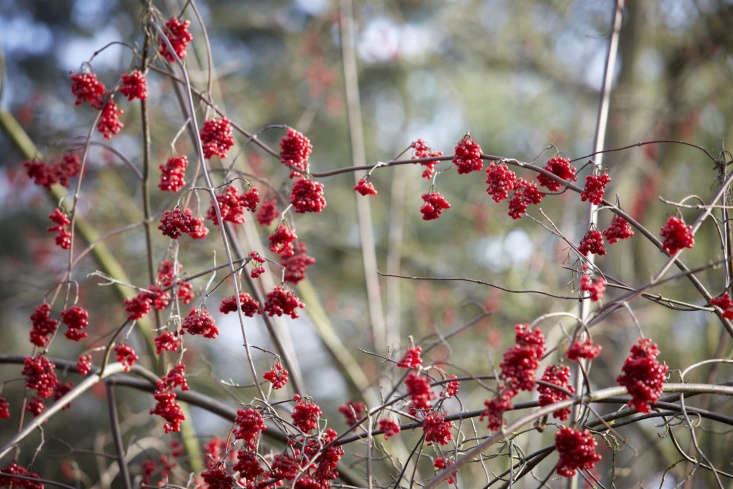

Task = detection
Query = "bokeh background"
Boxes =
[1,0,732,487]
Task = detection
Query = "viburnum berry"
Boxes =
[578,229,606,256]
[500,324,545,391]
[177,280,195,304]
[422,412,453,445]
[480,388,516,431]
[48,208,72,250]
[264,362,288,390]
[77,354,92,376]
[151,365,189,433]
[433,457,457,485]
[182,308,219,338]
[158,156,188,192]
[485,162,516,202]
[603,215,634,243]
[154,331,181,354]
[405,372,435,412]
[159,17,193,62]
[508,178,545,219]
[234,407,266,449]
[379,418,400,439]
[616,338,668,413]
[119,70,147,101]
[97,101,124,139]
[268,225,297,258]
[281,242,315,284]
[290,178,326,213]
[537,365,575,420]
[256,198,278,225]
[0,396,9,419]
[26,397,45,417]
[580,273,606,302]
[124,290,152,321]
[338,400,365,426]
[710,292,733,319]
[156,260,179,288]
[60,304,89,341]
[53,382,74,410]
[149,285,171,311]
[441,374,460,398]
[354,178,377,196]
[555,427,602,477]
[537,156,577,191]
[29,303,58,348]
[25,154,82,189]
[291,394,322,433]
[580,173,611,205]
[207,185,258,225]
[70,71,105,108]
[660,216,694,255]
[279,128,313,174]
[411,138,444,179]
[249,250,267,278]
[264,285,304,319]
[270,453,299,481]
[23,355,58,398]
[159,207,209,240]
[233,450,264,481]
[219,292,261,316]
[200,117,234,159]
[0,463,44,489]
[114,344,138,372]
[452,135,483,174]
[201,466,234,489]
[396,346,423,369]
[420,191,451,220]
[566,339,602,361]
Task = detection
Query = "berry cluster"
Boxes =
[603,215,634,243]
[508,178,545,219]
[411,139,443,179]
[396,346,423,369]
[420,191,451,220]
[119,70,147,101]
[29,303,58,348]
[263,362,288,390]
[77,354,92,376]
[255,198,278,225]
[151,364,189,433]
[249,251,266,278]
[480,389,514,431]
[279,128,313,174]
[485,162,516,202]
[281,242,315,284]
[263,285,304,319]
[60,304,89,341]
[23,355,58,399]
[268,225,297,258]
[114,344,138,372]
[616,338,668,413]
[580,272,606,302]
[200,118,234,159]
[566,339,602,361]
[234,407,266,449]
[48,208,71,250]
[580,173,611,205]
[219,292,261,316]
[537,156,577,191]
[405,372,435,412]
[0,463,44,489]
[208,185,259,225]
[154,331,181,354]
[441,375,460,398]
[0,397,9,419]
[500,324,545,391]
[578,229,606,256]
[660,216,694,255]
[338,400,365,426]
[70,71,105,108]
[97,102,124,139]
[291,394,322,433]
[24,154,81,189]
[710,292,733,319]
[379,418,400,439]
[537,364,575,420]
[555,427,602,477]
[159,156,188,192]
[290,178,326,213]
[159,17,193,62]
[422,412,453,445]
[182,308,219,338]
[354,177,378,196]
[159,207,209,240]
[452,135,483,174]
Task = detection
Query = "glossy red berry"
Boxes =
[580,273,606,302]
[338,401,365,426]
[616,338,668,413]
[0,397,9,419]
[159,17,193,62]
[291,394,322,433]
[70,71,105,108]
[480,388,516,431]
[97,101,124,139]
[77,354,92,376]
[219,292,261,316]
[279,128,312,174]
[114,344,138,372]
[452,135,483,174]
[508,178,545,219]
[268,225,298,258]
[61,305,89,341]
[158,156,188,192]
[420,191,451,220]
[290,178,326,213]
[500,324,545,391]
[405,372,435,412]
[119,70,147,101]
[29,303,58,348]
[264,285,304,319]
[603,215,634,243]
[234,407,266,449]
[182,308,218,338]
[200,118,234,159]
[710,292,733,319]
[566,339,602,361]
[580,173,611,205]
[411,138,444,179]
[256,198,278,225]
[396,346,423,369]
[281,242,315,285]
[354,178,378,196]
[48,208,71,250]
[23,355,58,398]
[537,365,575,420]
[555,427,601,477]
[537,156,576,191]
[379,418,400,439]
[263,362,288,390]
[154,332,181,354]
[660,216,694,255]
[578,229,606,256]
[485,162,516,202]
[422,412,452,445]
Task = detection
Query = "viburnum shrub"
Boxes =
[4,4,732,489]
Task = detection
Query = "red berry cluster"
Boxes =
[338,400,365,426]
[508,178,545,219]
[279,128,313,174]
[0,397,9,419]
[0,463,44,489]
[263,362,288,390]
[411,139,443,179]
[485,162,516,202]
[660,216,694,255]
[256,198,278,225]
[379,418,400,439]
[580,272,606,302]
[405,372,435,412]
[77,354,92,376]
[219,292,261,316]
[159,207,209,240]
[433,457,457,484]
[151,364,189,433]
[422,412,453,445]
[264,285,304,319]
[97,102,124,139]
[182,308,219,338]
[60,304,89,341]
[124,286,169,321]
[566,339,602,361]
[452,135,483,174]
[26,397,45,416]
[23,355,58,399]
[159,17,193,62]
[234,407,266,449]
[500,324,545,391]
[200,118,234,159]
[281,242,315,284]
[154,331,181,354]
[603,215,634,243]
[159,156,188,192]
[48,208,71,250]
[537,364,575,420]
[290,178,326,213]
[396,346,423,369]
[354,177,378,196]
[616,338,668,413]
[710,292,733,319]
[29,303,58,348]
[70,71,105,108]
[480,389,514,431]
[578,229,606,256]
[441,374,460,398]
[555,427,602,477]
[114,344,138,372]
[537,156,577,191]
[420,191,451,220]
[268,225,297,258]
[580,173,611,205]
[249,251,266,278]
[208,185,259,225]
[24,154,80,189]
[291,394,322,433]
[119,70,147,101]
[233,450,263,483]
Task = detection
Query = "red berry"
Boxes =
[379,418,400,439]
[603,215,634,243]
[154,331,181,354]
[290,178,327,213]
[256,198,278,225]
[158,156,188,192]
[485,162,516,202]
[70,71,105,108]
[182,308,218,338]
[159,17,193,62]
[29,303,58,348]
[537,156,576,191]
[279,128,313,174]
[281,242,315,284]
[291,394,322,433]
[422,412,453,445]
[537,365,575,420]
[47,208,72,250]
[60,304,89,341]
[411,139,444,179]
[452,135,483,174]
[200,117,234,159]
[97,101,124,139]
[508,178,545,219]
[405,372,435,412]
[499,324,545,391]
[114,344,138,372]
[263,362,288,390]
[119,70,147,101]
[396,346,423,369]
[578,229,606,256]
[0,397,9,419]
[354,178,378,196]
[580,173,611,205]
[566,339,602,362]
[207,185,257,225]
[268,225,298,258]
[420,191,451,220]
[234,407,266,449]
[77,354,92,376]
[660,216,694,255]
[219,292,261,316]
[338,400,365,426]
[480,388,516,431]
[555,427,602,477]
[710,292,733,319]
[580,273,606,302]
[264,285,304,319]
[23,355,58,399]
[616,338,668,413]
